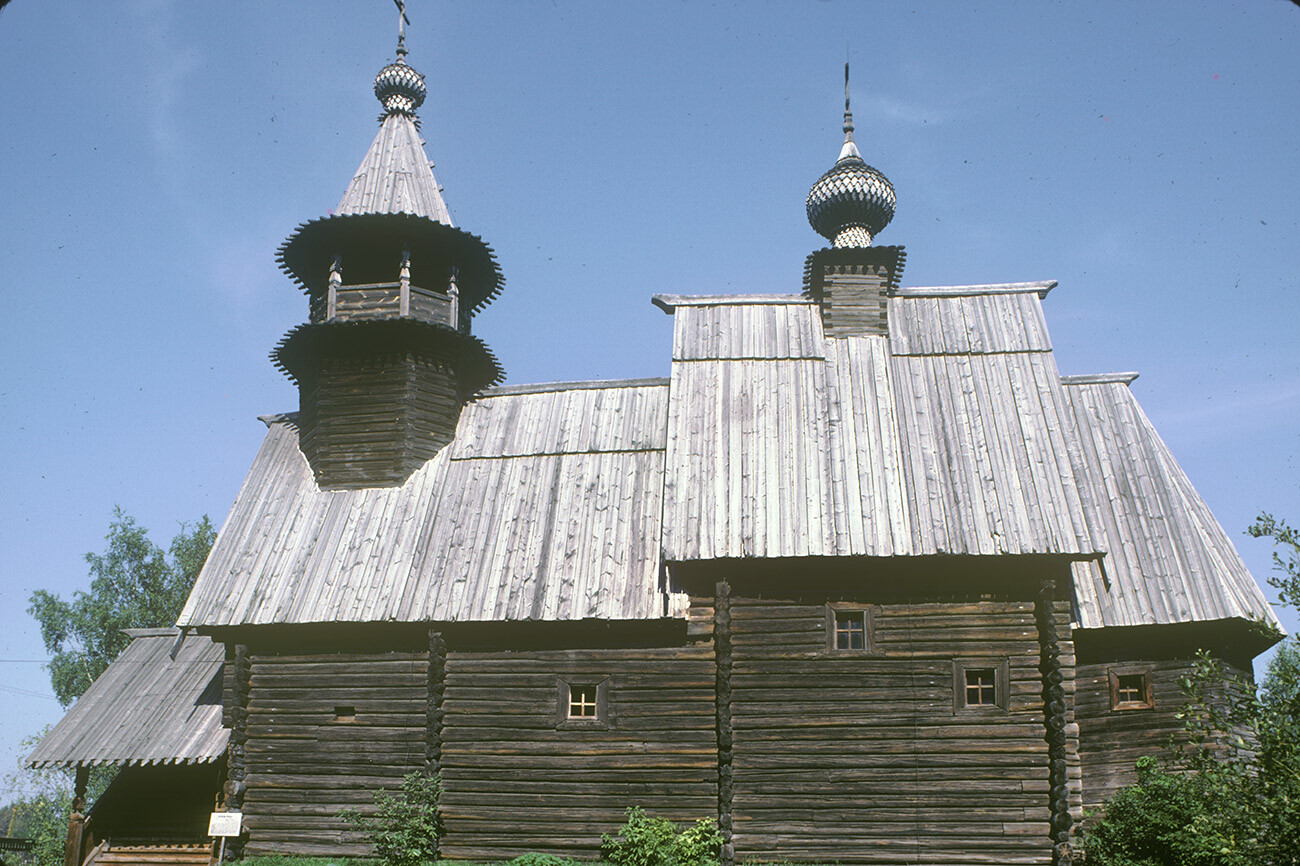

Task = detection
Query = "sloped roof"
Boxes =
[179,283,1272,633]
[336,112,453,223]
[27,630,227,768]
[1065,374,1278,630]
[178,379,670,627]
[657,285,1097,560]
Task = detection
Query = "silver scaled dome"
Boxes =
[806,66,895,248]
[374,57,426,116]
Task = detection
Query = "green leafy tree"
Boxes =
[3,734,113,866]
[27,508,215,706]
[5,512,213,865]
[1249,513,1300,608]
[1082,513,1300,866]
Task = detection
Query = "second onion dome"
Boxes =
[806,64,896,248]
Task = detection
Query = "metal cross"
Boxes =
[393,0,411,53]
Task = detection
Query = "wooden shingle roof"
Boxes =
[178,379,670,627]
[27,630,227,768]
[177,283,1274,634]
[337,111,452,223]
[658,285,1096,560]
[1065,375,1279,630]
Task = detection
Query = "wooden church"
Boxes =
[32,21,1279,866]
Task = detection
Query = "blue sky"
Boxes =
[2,0,1298,791]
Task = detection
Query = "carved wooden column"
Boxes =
[327,255,342,320]
[1037,579,1073,866]
[714,580,734,866]
[63,764,88,866]
[399,249,412,317]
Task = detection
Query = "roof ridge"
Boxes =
[1061,372,1140,386]
[652,293,810,312]
[897,280,1057,299]
[481,377,670,397]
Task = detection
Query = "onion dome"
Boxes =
[806,64,896,248]
[374,56,426,116]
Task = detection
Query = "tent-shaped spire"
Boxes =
[335,51,453,225]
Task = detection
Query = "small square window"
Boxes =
[826,604,877,652]
[1115,675,1143,704]
[1108,668,1153,710]
[568,685,599,719]
[965,669,997,706]
[953,658,1009,712]
[835,612,867,650]
[334,705,356,721]
[555,677,609,729]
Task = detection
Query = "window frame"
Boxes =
[1108,666,1155,711]
[825,603,879,653]
[555,676,610,730]
[952,658,1010,713]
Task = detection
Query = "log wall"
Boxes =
[437,646,718,861]
[728,594,1061,865]
[297,353,464,489]
[1076,656,1252,811]
[229,583,1082,862]
[241,650,428,857]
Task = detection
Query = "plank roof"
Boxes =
[659,288,1097,560]
[178,380,669,627]
[178,283,1270,633]
[336,112,453,224]
[1064,376,1278,630]
[27,630,227,768]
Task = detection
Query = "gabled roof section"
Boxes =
[659,291,1099,560]
[336,112,453,223]
[178,379,671,627]
[28,630,227,768]
[1064,376,1279,631]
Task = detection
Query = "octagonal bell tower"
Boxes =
[272,33,504,489]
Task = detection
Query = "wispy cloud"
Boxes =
[128,0,202,182]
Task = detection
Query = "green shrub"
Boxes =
[600,807,722,866]
[340,772,440,866]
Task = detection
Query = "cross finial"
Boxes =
[393,0,411,59]
[843,61,854,143]
[837,60,862,162]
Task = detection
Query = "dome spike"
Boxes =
[807,63,895,248]
[839,61,862,161]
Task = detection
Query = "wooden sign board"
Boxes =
[208,812,243,837]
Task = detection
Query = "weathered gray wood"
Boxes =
[27,631,227,770]
[726,592,1055,864]
[437,644,717,861]
[1076,654,1252,811]
[240,649,428,856]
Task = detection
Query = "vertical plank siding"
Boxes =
[241,651,429,857]
[436,646,718,861]
[1076,657,1252,811]
[728,594,1057,865]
